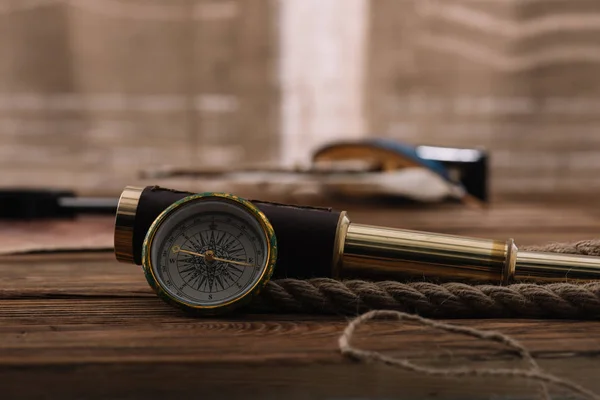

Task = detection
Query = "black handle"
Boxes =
[0,189,76,220]
[0,189,118,220]
[130,186,342,279]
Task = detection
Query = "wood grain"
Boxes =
[2,201,600,399]
[3,198,600,255]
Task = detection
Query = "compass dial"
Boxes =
[142,193,277,314]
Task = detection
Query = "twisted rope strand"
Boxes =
[250,240,600,318]
[339,310,600,400]
[251,279,600,319]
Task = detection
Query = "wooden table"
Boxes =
[2,199,600,399]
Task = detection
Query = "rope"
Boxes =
[252,279,600,318]
[250,240,600,318]
[330,240,600,399]
[339,310,600,400]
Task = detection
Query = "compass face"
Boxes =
[144,194,276,312]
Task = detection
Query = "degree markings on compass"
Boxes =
[209,229,216,247]
[179,264,196,276]
[180,232,199,253]
[227,264,243,276]
[223,268,241,285]
[222,234,236,250]
[196,275,207,291]
[189,234,204,251]
[189,275,200,291]
[215,275,225,291]
[198,232,208,247]
[207,274,215,293]
[223,269,235,283]
[182,232,191,242]
[221,270,232,285]
[215,231,226,246]
[228,244,244,256]
[181,274,195,284]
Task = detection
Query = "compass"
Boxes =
[141,192,277,315]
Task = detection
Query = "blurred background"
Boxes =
[2,0,600,201]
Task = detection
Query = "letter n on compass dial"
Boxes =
[142,194,276,314]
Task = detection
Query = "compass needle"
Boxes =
[173,247,254,267]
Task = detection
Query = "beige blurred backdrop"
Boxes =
[1,0,600,199]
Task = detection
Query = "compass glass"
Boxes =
[144,194,275,311]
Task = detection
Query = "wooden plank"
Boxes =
[1,303,600,399]
[0,254,146,298]
[2,202,600,399]
[1,357,598,400]
[2,299,600,364]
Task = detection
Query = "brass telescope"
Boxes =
[115,186,600,284]
[338,221,600,283]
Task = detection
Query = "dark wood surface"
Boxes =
[2,199,600,399]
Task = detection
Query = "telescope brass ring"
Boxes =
[502,238,517,285]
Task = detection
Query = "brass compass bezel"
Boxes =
[141,192,277,315]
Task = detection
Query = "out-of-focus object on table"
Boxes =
[141,139,488,206]
[312,138,488,204]
[0,189,117,220]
